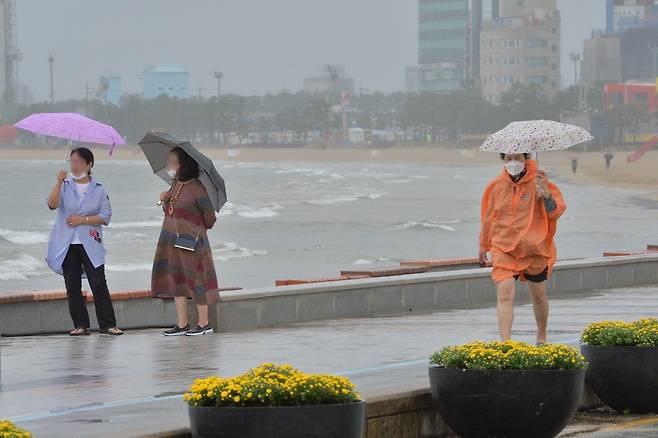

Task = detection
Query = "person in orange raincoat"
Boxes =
[479,153,566,344]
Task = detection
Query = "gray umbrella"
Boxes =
[138,132,227,212]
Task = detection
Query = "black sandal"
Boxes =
[69,327,90,336]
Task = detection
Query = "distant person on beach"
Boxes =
[46,147,123,336]
[152,147,219,336]
[604,152,614,172]
[479,153,566,344]
[570,157,578,174]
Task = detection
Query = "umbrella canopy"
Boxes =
[480,120,593,154]
[15,112,126,151]
[138,132,227,212]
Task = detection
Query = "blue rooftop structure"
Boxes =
[143,65,190,99]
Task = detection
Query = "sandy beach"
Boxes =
[1,145,657,198]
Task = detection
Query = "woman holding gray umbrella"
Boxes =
[151,146,219,336]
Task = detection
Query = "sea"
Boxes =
[0,159,656,294]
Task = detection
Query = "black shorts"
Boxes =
[514,267,548,283]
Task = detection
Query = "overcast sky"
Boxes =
[17,0,605,101]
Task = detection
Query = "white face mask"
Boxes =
[70,171,88,180]
[166,169,177,179]
[505,160,525,177]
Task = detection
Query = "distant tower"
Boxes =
[0,0,21,118]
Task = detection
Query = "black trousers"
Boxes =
[62,244,117,329]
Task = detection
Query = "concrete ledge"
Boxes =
[340,266,430,278]
[2,255,658,337]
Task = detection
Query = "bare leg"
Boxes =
[175,296,188,327]
[196,304,209,327]
[496,278,516,341]
[527,281,549,344]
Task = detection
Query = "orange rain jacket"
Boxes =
[479,160,566,283]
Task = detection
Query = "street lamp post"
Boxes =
[48,54,55,104]
[569,52,581,88]
[570,52,582,110]
[214,71,223,98]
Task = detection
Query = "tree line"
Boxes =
[7,82,651,146]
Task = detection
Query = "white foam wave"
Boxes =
[397,220,460,231]
[304,193,386,205]
[106,231,148,242]
[276,168,328,176]
[0,228,49,245]
[238,209,279,219]
[353,257,391,266]
[232,202,283,219]
[0,254,45,280]
[109,220,162,229]
[384,179,414,184]
[106,263,151,272]
[213,241,267,261]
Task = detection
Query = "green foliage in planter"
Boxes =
[430,341,587,370]
[581,318,658,347]
[185,363,360,408]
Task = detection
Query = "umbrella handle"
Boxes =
[63,141,71,172]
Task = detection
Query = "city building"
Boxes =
[405,66,419,92]
[606,0,658,35]
[621,27,658,81]
[303,66,354,95]
[417,0,482,93]
[99,76,122,106]
[581,35,622,87]
[583,1,658,87]
[498,0,557,18]
[603,81,658,112]
[479,1,561,103]
[482,0,500,20]
[143,65,190,99]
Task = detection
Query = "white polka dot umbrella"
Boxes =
[480,120,593,154]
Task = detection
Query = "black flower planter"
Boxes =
[429,366,585,438]
[581,345,658,414]
[188,400,366,438]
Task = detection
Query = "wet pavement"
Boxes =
[2,286,658,437]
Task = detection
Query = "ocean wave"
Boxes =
[275,167,328,176]
[232,202,283,219]
[213,241,267,261]
[106,263,152,272]
[0,254,45,280]
[106,231,149,242]
[109,220,162,229]
[303,192,386,205]
[397,220,460,231]
[353,257,392,266]
[0,228,49,245]
[384,179,415,184]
